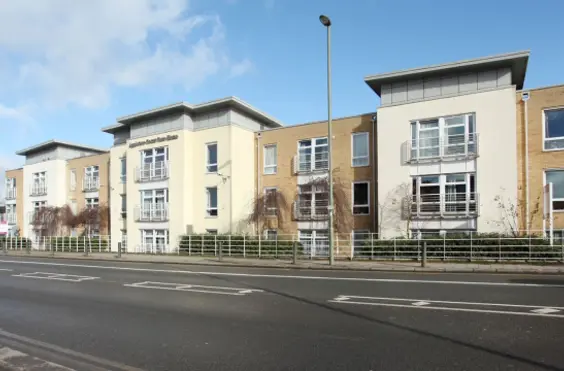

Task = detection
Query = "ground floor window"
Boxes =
[545,170,564,211]
[141,229,169,253]
[298,230,328,257]
[264,229,278,240]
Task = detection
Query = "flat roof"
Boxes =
[16,140,108,156]
[102,96,284,134]
[364,50,530,96]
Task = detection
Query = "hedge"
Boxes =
[178,234,303,258]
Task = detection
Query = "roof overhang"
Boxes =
[364,50,530,96]
[16,140,108,156]
[102,97,284,134]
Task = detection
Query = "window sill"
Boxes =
[263,172,277,176]
[542,147,564,153]
[353,213,370,216]
[351,164,370,168]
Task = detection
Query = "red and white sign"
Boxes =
[0,221,8,236]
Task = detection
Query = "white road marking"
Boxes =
[124,281,263,296]
[0,259,562,288]
[329,295,564,318]
[0,346,75,370]
[12,272,99,282]
[0,268,13,271]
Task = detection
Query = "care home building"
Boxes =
[365,51,529,238]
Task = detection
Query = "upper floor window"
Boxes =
[411,173,477,216]
[206,143,218,173]
[410,113,476,162]
[142,147,168,165]
[33,172,46,184]
[352,132,369,167]
[206,187,218,217]
[545,170,564,211]
[5,177,16,199]
[263,144,277,174]
[120,158,127,183]
[86,197,99,209]
[544,108,564,150]
[85,165,99,179]
[141,189,168,206]
[352,181,370,215]
[264,187,278,215]
[5,177,15,189]
[298,138,328,172]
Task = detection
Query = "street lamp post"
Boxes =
[319,15,334,266]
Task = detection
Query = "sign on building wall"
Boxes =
[129,134,179,148]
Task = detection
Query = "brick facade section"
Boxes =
[516,85,564,232]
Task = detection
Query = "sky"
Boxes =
[0,0,563,184]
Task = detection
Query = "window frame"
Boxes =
[120,158,127,183]
[264,187,278,216]
[263,144,277,175]
[544,169,564,212]
[542,107,564,151]
[264,229,278,240]
[351,132,370,167]
[352,181,370,215]
[412,173,476,215]
[297,137,329,172]
[206,142,218,173]
[85,197,99,209]
[206,187,218,217]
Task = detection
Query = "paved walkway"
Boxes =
[2,250,564,274]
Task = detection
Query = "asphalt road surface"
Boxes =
[0,257,563,371]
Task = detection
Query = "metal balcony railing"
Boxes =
[403,133,479,163]
[5,188,16,200]
[135,161,169,183]
[406,193,479,219]
[6,213,16,225]
[82,177,100,191]
[134,204,169,222]
[292,152,329,174]
[293,198,329,220]
[30,184,47,196]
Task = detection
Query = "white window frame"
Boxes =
[32,172,47,194]
[70,170,76,191]
[206,187,218,217]
[351,132,369,167]
[264,187,278,216]
[206,142,218,173]
[85,197,99,208]
[141,229,169,253]
[5,177,15,189]
[297,183,329,218]
[263,144,277,174]
[544,169,564,212]
[120,158,127,183]
[85,165,99,178]
[412,173,476,215]
[264,229,278,240]
[542,107,564,151]
[352,181,370,215]
[298,137,329,172]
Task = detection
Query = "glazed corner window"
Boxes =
[352,182,370,215]
[544,108,564,150]
[352,132,369,167]
[545,170,564,210]
[206,143,218,173]
[206,187,218,216]
[263,144,277,174]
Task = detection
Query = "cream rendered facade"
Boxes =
[366,51,528,237]
[104,98,282,253]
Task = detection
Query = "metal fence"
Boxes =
[0,236,111,254]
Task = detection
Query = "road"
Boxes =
[0,257,563,371]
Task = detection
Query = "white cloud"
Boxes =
[0,0,250,109]
[229,59,254,78]
[0,104,32,123]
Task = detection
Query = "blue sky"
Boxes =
[0,0,563,174]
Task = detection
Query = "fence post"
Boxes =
[26,238,30,254]
[2,239,6,255]
[292,240,297,265]
[201,235,204,256]
[218,241,223,262]
[214,235,217,257]
[187,235,191,256]
[470,231,473,262]
[529,234,532,262]
[84,237,88,257]
[99,237,101,252]
[275,234,278,258]
[350,233,354,260]
[258,233,262,259]
[117,242,122,258]
[561,236,564,263]
[443,233,446,261]
[371,233,374,261]
[498,235,502,262]
[393,238,397,261]
[243,235,246,258]
[421,242,427,268]
[76,237,78,252]
[50,237,54,256]
[228,235,231,256]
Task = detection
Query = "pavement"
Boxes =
[3,250,564,274]
[0,256,563,370]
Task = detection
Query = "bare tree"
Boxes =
[492,193,541,236]
[377,182,415,237]
[31,203,109,238]
[248,189,290,233]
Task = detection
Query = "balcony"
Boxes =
[135,161,169,183]
[293,199,329,221]
[292,152,329,174]
[5,188,16,200]
[82,177,100,192]
[134,204,169,222]
[6,213,17,225]
[407,193,479,219]
[30,184,47,196]
[403,133,479,164]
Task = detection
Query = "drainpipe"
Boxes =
[371,114,377,237]
[522,92,530,234]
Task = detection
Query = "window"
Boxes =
[141,189,168,206]
[84,166,99,190]
[70,170,76,191]
[206,229,218,235]
[410,113,476,161]
[32,172,47,195]
[5,177,16,199]
[263,144,277,174]
[141,229,169,253]
[121,195,127,213]
[264,187,278,216]
[352,182,370,215]
[544,108,564,150]
[545,170,564,210]
[140,147,168,181]
[296,183,328,218]
[86,198,99,208]
[206,187,218,216]
[352,132,369,167]
[120,158,127,183]
[140,189,168,220]
[85,165,99,179]
[298,138,328,172]
[265,229,278,240]
[206,143,218,173]
[298,230,329,257]
[412,173,477,215]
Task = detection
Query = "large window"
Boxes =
[141,229,169,253]
[206,143,218,173]
[544,108,564,150]
[32,172,47,195]
[410,113,476,161]
[412,173,476,215]
[84,165,99,190]
[352,182,370,215]
[299,230,329,257]
[263,144,277,174]
[352,132,369,167]
[140,147,168,181]
[296,183,328,219]
[141,189,168,219]
[545,170,564,210]
[5,177,16,199]
[85,165,99,179]
[298,138,328,172]
[206,187,218,216]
